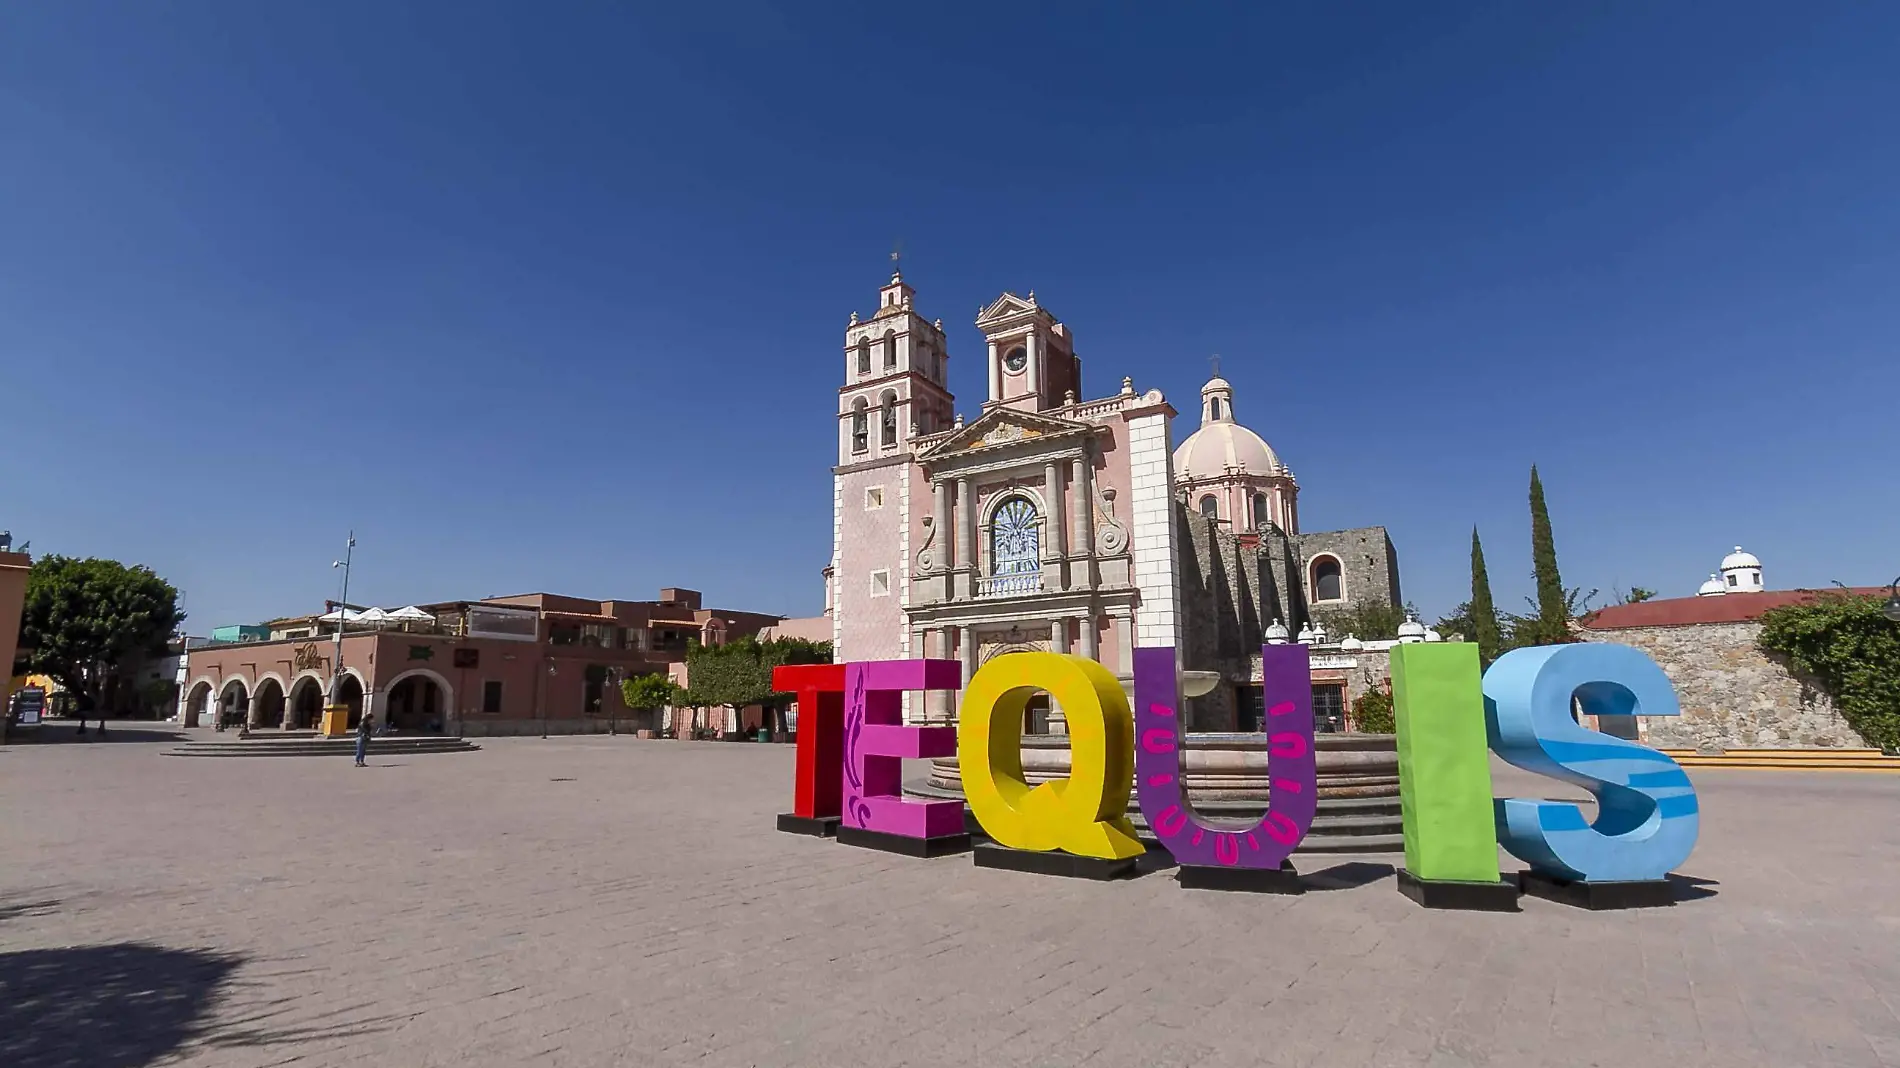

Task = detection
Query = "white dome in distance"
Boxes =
[1721,546,1761,571]
[1697,573,1726,597]
[1339,633,1364,651]
[1397,614,1427,643]
[1265,619,1289,644]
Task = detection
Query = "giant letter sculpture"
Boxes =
[1390,642,1519,911]
[959,652,1144,876]
[771,663,846,836]
[1132,645,1316,892]
[1484,643,1698,907]
[836,659,971,857]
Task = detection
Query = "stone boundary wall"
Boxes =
[1579,620,1866,749]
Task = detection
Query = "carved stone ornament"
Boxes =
[915,516,937,574]
[1095,486,1128,556]
[978,422,1040,448]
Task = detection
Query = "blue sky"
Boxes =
[4,3,1896,631]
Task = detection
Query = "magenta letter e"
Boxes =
[841,660,964,839]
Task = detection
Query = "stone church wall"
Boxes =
[1579,622,1867,750]
[1294,527,1401,611]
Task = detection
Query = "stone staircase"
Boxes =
[164,731,480,758]
[1661,747,1900,772]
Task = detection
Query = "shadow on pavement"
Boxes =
[1668,873,1720,901]
[0,943,408,1068]
[7,725,186,746]
[1300,861,1396,891]
[0,943,240,1068]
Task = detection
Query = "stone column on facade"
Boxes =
[987,340,1000,402]
[1071,453,1095,590]
[1043,460,1066,591]
[1050,617,1070,654]
[930,628,953,722]
[1080,613,1099,661]
[933,479,952,603]
[958,478,978,598]
[1112,614,1134,677]
[1024,331,1041,402]
[957,624,977,724]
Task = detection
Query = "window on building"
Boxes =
[1199,495,1219,519]
[482,680,503,715]
[884,330,898,369]
[584,664,606,716]
[990,496,1041,580]
[1252,493,1270,531]
[1312,556,1343,602]
[1727,574,1738,586]
[851,398,869,453]
[1313,684,1346,733]
[865,486,884,509]
[1235,685,1264,731]
[580,623,619,648]
[1210,398,1223,420]
[870,570,891,596]
[880,390,898,446]
[856,339,870,375]
[549,622,581,646]
[627,627,648,652]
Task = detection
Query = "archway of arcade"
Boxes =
[384,671,450,732]
[251,678,286,729]
[183,682,212,728]
[288,676,326,730]
[336,674,366,729]
[216,679,249,729]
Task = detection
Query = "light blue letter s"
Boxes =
[1483,643,1698,883]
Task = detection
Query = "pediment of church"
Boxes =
[921,407,1091,460]
[976,291,1040,326]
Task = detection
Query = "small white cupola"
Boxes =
[1719,546,1763,594]
[1697,573,1726,597]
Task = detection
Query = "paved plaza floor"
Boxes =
[2,726,1898,1068]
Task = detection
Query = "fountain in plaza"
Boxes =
[904,670,1404,852]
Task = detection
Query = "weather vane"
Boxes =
[1210,354,1221,377]
[890,240,903,276]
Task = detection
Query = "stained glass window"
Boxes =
[990,497,1041,580]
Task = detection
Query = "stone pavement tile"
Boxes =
[3,737,1899,1068]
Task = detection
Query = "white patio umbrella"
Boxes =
[317,608,362,622]
[355,607,391,626]
[387,606,433,621]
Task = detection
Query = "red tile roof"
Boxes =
[1580,588,1890,630]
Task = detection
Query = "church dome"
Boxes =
[1721,546,1760,572]
[1697,573,1726,597]
[1172,375,1285,481]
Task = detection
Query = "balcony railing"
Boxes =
[977,572,1044,598]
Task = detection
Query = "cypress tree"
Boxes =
[1469,526,1502,663]
[1528,465,1567,628]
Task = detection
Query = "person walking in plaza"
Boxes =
[354,711,372,767]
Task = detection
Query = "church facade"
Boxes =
[824,271,1401,730]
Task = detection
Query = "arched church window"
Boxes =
[1199,495,1219,519]
[990,497,1041,585]
[1252,492,1271,531]
[851,398,869,453]
[879,391,898,446]
[856,339,870,375]
[1209,398,1223,420]
[1312,556,1343,602]
[884,330,898,370]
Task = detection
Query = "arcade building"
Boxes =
[821,271,1403,731]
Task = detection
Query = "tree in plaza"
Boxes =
[619,671,682,732]
[20,556,184,732]
[1467,526,1503,664]
[677,637,832,737]
[1527,465,1567,630]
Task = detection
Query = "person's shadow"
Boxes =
[0,943,240,1068]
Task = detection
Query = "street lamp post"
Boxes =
[605,666,623,737]
[542,660,556,739]
[1884,576,1900,623]
[329,531,356,706]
